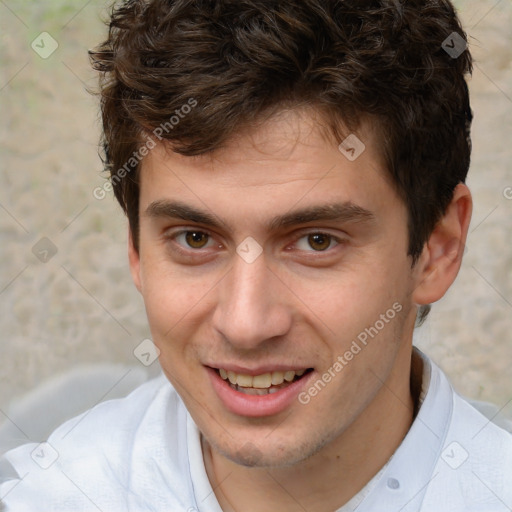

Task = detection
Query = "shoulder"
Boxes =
[46,373,173,461]
[0,375,193,511]
[422,382,512,511]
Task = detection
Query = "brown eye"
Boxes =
[307,233,332,251]
[185,231,210,249]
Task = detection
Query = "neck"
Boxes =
[202,347,418,512]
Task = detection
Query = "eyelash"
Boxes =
[173,230,218,250]
[165,228,345,255]
[292,232,340,252]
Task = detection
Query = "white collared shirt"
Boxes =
[1,349,511,511]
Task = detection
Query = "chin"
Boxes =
[208,429,333,469]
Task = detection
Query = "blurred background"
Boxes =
[0,0,511,451]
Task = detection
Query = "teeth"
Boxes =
[271,371,285,385]
[240,387,270,396]
[237,374,253,387]
[283,370,295,382]
[218,368,307,389]
[252,373,272,388]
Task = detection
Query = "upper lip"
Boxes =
[206,364,312,375]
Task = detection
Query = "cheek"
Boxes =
[287,264,413,385]
[138,250,220,346]
[293,259,408,330]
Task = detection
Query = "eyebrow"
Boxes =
[144,200,376,231]
[145,200,224,228]
[269,203,375,230]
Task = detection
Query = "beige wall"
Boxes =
[1,0,511,424]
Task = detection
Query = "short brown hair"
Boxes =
[90,0,473,320]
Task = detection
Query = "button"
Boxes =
[387,477,400,490]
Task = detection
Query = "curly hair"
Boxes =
[90,0,473,321]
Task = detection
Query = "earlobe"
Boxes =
[412,183,472,306]
[128,228,142,293]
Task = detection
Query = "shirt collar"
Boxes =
[187,347,453,512]
[354,347,453,511]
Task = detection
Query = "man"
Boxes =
[1,0,511,511]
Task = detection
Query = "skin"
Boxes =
[128,108,472,511]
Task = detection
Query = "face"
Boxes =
[130,109,420,468]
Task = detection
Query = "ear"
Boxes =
[128,227,142,293]
[412,183,472,305]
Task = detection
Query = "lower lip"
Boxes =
[207,367,313,417]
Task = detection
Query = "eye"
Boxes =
[175,230,213,249]
[295,233,339,252]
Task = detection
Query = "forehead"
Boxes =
[138,108,400,226]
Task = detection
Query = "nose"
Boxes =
[212,252,292,350]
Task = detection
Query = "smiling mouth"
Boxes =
[215,368,314,395]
